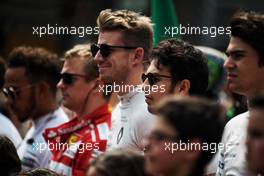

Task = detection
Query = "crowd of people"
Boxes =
[0,8,263,176]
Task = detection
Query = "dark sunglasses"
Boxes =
[91,43,137,58]
[2,84,34,100]
[60,73,87,86]
[142,73,172,86]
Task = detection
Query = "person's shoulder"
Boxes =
[0,113,12,126]
[45,107,69,127]
[54,107,69,121]
[0,113,22,147]
[0,113,21,136]
[221,111,249,142]
[225,111,249,129]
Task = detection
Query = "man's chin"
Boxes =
[99,75,113,83]
[147,105,155,114]
[227,84,244,95]
[62,102,71,110]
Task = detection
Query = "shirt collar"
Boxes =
[32,109,57,129]
[118,89,140,105]
[81,104,111,122]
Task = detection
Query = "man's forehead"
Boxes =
[63,56,86,66]
[147,60,170,74]
[98,31,124,45]
[226,36,249,52]
[146,60,159,73]
[226,44,246,52]
[62,58,85,73]
[5,67,28,84]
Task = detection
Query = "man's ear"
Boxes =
[35,81,50,98]
[131,47,144,66]
[173,79,190,96]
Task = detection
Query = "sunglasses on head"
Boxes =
[2,84,34,100]
[91,43,138,58]
[60,73,87,86]
[142,73,172,86]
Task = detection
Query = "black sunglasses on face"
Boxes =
[2,84,34,100]
[60,73,86,86]
[142,73,172,86]
[91,43,138,58]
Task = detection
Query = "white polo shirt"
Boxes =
[108,90,154,152]
[215,111,254,176]
[17,107,68,170]
[0,113,22,148]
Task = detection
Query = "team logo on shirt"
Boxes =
[47,130,57,138]
[68,135,78,145]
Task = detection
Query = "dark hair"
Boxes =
[249,94,264,109]
[18,168,60,176]
[0,135,21,176]
[0,57,6,89]
[7,46,61,95]
[230,10,264,66]
[150,39,208,96]
[153,96,224,176]
[88,149,146,176]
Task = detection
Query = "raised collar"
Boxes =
[118,89,139,105]
[80,104,111,122]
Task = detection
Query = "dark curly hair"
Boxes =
[150,39,208,96]
[230,10,264,66]
[7,46,61,95]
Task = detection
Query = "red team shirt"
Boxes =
[43,104,111,176]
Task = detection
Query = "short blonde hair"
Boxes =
[64,44,99,80]
[97,9,153,61]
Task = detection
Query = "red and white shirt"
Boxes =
[43,104,111,176]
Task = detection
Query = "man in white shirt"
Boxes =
[0,113,22,148]
[142,39,208,113]
[3,46,68,170]
[93,9,154,152]
[0,57,22,148]
[208,11,264,176]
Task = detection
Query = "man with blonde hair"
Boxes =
[43,44,111,176]
[92,9,154,152]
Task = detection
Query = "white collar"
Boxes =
[117,88,141,105]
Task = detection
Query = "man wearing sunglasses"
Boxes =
[143,39,209,113]
[93,9,154,152]
[43,44,111,176]
[0,57,22,149]
[4,46,68,170]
